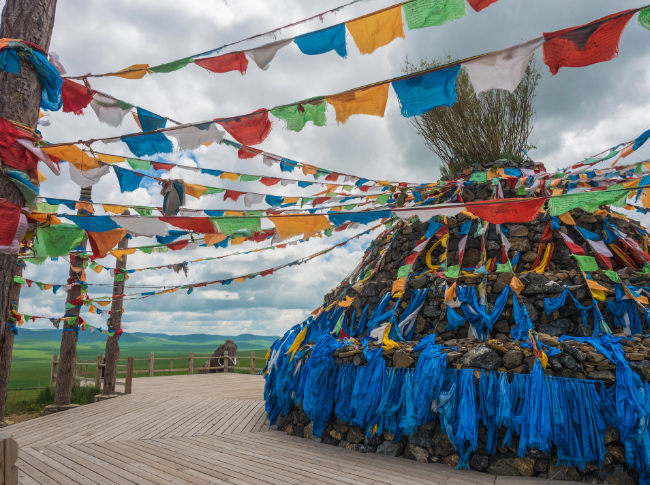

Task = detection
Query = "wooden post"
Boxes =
[49,354,58,387]
[94,354,103,389]
[250,352,255,375]
[188,352,194,375]
[169,358,173,371]
[223,351,229,373]
[148,352,154,377]
[125,357,134,395]
[0,432,18,485]
[0,0,59,424]
[103,215,128,395]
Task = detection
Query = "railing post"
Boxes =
[224,351,229,373]
[149,352,154,377]
[250,352,255,375]
[50,354,58,387]
[189,352,194,375]
[0,432,19,484]
[95,354,103,389]
[125,357,134,394]
[170,358,173,371]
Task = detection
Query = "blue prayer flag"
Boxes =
[425,220,444,239]
[64,215,120,232]
[265,195,284,207]
[122,133,174,157]
[294,24,347,58]
[328,211,391,227]
[156,230,188,244]
[280,159,296,172]
[204,210,225,217]
[113,166,143,192]
[136,107,167,132]
[298,181,313,188]
[392,64,461,117]
[633,128,650,151]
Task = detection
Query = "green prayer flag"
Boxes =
[156,247,168,253]
[548,189,629,216]
[23,315,32,323]
[35,282,44,290]
[127,158,151,171]
[376,194,390,206]
[140,247,155,254]
[35,201,59,213]
[342,185,354,192]
[149,57,193,73]
[469,172,487,183]
[334,313,344,334]
[133,206,154,217]
[23,257,46,265]
[324,228,333,237]
[221,138,242,149]
[397,264,412,279]
[114,273,125,282]
[204,187,225,195]
[65,302,77,311]
[403,0,466,29]
[444,265,460,278]
[496,261,513,273]
[301,197,315,207]
[574,255,599,272]
[13,276,26,285]
[239,175,261,182]
[636,163,644,174]
[212,216,262,236]
[599,150,619,161]
[639,7,650,31]
[270,98,327,132]
[603,270,621,283]
[314,169,331,180]
[516,186,528,196]
[344,204,358,211]
[33,224,86,259]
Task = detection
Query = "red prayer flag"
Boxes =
[224,190,244,202]
[261,269,274,277]
[0,117,21,148]
[339,329,350,339]
[468,198,545,224]
[216,109,272,146]
[238,146,261,159]
[405,253,418,265]
[312,197,330,206]
[195,52,248,75]
[159,217,217,234]
[325,173,339,182]
[0,200,21,246]
[260,177,280,186]
[152,162,173,171]
[543,10,635,75]
[167,240,190,251]
[61,79,95,115]
[466,0,499,12]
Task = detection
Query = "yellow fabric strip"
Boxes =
[102,204,129,215]
[339,296,355,308]
[382,323,401,350]
[107,64,150,79]
[327,83,390,125]
[392,277,406,296]
[269,215,331,240]
[220,172,240,181]
[426,238,442,269]
[558,211,576,225]
[109,248,136,261]
[185,183,209,199]
[346,5,405,55]
[42,145,100,170]
[286,326,307,361]
[96,153,125,164]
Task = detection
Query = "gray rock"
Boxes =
[509,237,531,253]
[376,440,404,457]
[434,430,456,456]
[520,273,557,296]
[605,426,620,445]
[493,320,510,334]
[560,342,587,362]
[534,459,548,472]
[470,454,489,471]
[405,443,429,463]
[486,453,521,476]
[588,370,616,385]
[521,251,538,262]
[629,359,650,380]
[353,353,368,366]
[538,318,571,337]
[552,246,573,264]
[460,346,503,371]
[493,273,513,293]
[364,434,382,447]
[508,225,528,237]
[407,435,434,448]
[409,276,429,290]
[547,462,581,481]
[393,350,414,369]
[557,353,583,372]
[502,350,523,369]
[333,419,350,433]
[322,435,339,446]
[596,464,636,485]
[423,304,441,319]
[347,426,365,444]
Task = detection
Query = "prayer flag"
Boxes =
[87,229,127,259]
[548,189,628,215]
[160,217,217,234]
[212,216,262,236]
[0,200,21,246]
[110,248,136,261]
[463,37,544,94]
[195,52,248,75]
[166,123,224,151]
[113,166,143,192]
[327,84,390,125]
[245,38,294,70]
[61,79,95,115]
[111,216,169,238]
[557,231,585,255]
[107,64,150,79]
[149,57,192,74]
[270,99,327,132]
[466,0,499,12]
[121,133,174,157]
[33,224,86,258]
[403,0,466,30]
[294,24,347,58]
[574,255,599,272]
[543,11,635,75]
[346,6,405,55]
[269,215,331,239]
[216,109,272,145]
[469,197,545,224]
[136,107,166,132]
[391,64,461,117]
[640,7,650,31]
[42,145,100,170]
[90,94,134,128]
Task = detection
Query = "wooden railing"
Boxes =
[50,351,263,395]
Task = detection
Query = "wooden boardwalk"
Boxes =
[10,373,577,484]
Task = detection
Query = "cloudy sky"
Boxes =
[4,0,650,336]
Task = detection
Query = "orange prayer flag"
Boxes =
[611,144,634,168]
[301,163,318,176]
[75,201,94,214]
[234,277,247,283]
[283,197,300,204]
[230,237,245,245]
[88,229,128,259]
[339,296,355,307]
[185,183,209,199]
[445,282,457,302]
[37,170,47,183]
[92,264,104,274]
[96,300,111,307]
[42,145,101,170]
[510,275,524,295]
[109,247,136,261]
[327,84,390,125]
[392,277,407,296]
[558,212,576,225]
[220,172,240,181]
[224,211,245,216]
[131,112,143,130]
[102,204,129,215]
[107,64,150,79]
[204,233,228,247]
[28,213,61,225]
[269,215,331,240]
[346,5,405,55]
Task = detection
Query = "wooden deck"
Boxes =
[9,373,577,484]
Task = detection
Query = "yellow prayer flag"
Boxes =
[224,211,245,216]
[102,205,129,214]
[283,197,300,204]
[623,178,641,189]
[346,5,405,55]
[558,212,576,226]
[185,183,209,199]
[445,282,457,302]
[585,278,609,292]
[642,189,650,209]
[97,300,111,307]
[220,172,240,181]
[96,153,125,165]
[110,248,137,261]
[107,64,150,79]
[623,284,649,305]
[234,277,247,283]
[37,170,47,183]
[269,215,332,240]
[552,188,564,196]
[92,265,103,274]
[301,163,318,176]
[392,277,407,296]
[230,237,245,245]
[28,213,61,225]
[339,296,355,308]
[42,145,101,170]
[510,275,525,295]
[382,323,401,350]
[89,305,97,314]
[327,83,390,125]
[43,284,52,290]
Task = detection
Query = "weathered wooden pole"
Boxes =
[102,211,129,395]
[54,187,91,405]
[0,0,59,421]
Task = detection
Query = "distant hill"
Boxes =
[15,329,278,349]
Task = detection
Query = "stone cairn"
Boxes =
[271,159,650,484]
[198,339,237,373]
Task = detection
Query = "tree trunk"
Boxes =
[102,211,129,395]
[0,0,58,417]
[54,187,90,405]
